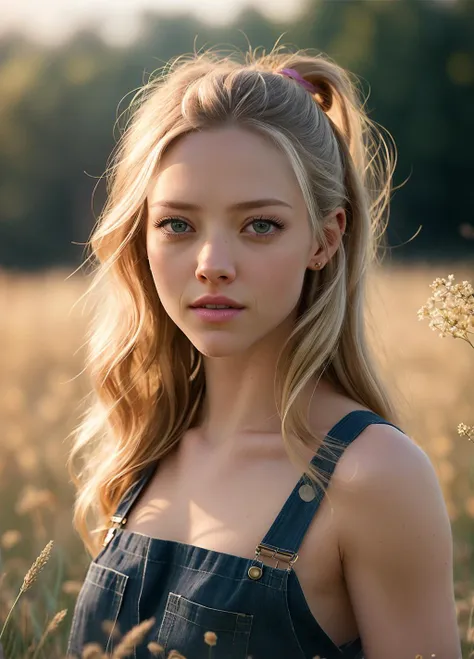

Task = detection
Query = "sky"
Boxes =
[0,0,309,47]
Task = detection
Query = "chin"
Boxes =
[185,333,257,359]
[190,340,247,359]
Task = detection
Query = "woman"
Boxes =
[66,45,460,659]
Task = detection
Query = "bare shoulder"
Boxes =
[331,420,430,492]
[331,421,442,532]
[328,423,460,657]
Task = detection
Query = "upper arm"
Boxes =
[336,425,461,659]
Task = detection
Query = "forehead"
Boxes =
[149,126,303,207]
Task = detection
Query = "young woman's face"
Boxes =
[146,126,321,358]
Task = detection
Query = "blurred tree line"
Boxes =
[0,0,472,272]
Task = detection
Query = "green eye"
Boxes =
[253,220,273,233]
[168,220,188,233]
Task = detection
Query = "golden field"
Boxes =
[0,262,473,658]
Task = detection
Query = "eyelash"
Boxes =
[152,215,286,240]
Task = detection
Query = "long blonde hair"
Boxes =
[67,43,403,559]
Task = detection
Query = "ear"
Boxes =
[307,207,346,270]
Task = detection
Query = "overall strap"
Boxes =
[256,410,403,567]
[102,462,157,546]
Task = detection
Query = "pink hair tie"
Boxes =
[275,68,318,94]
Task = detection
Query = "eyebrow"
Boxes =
[149,198,293,211]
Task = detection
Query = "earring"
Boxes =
[314,262,323,269]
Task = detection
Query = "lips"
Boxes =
[191,307,244,322]
[190,297,244,309]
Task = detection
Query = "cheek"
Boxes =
[255,249,306,305]
[147,247,184,306]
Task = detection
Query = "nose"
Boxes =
[194,238,236,284]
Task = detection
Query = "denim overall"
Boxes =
[66,410,403,659]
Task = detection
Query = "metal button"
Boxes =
[298,483,316,502]
[248,565,263,580]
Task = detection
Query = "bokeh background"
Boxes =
[0,0,473,657]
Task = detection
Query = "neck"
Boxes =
[192,317,330,451]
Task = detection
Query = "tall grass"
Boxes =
[0,262,472,658]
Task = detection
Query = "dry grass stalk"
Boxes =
[31,608,67,659]
[203,631,217,647]
[0,540,54,641]
[101,620,122,641]
[21,541,54,594]
[147,641,165,656]
[81,643,105,658]
[110,617,156,658]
